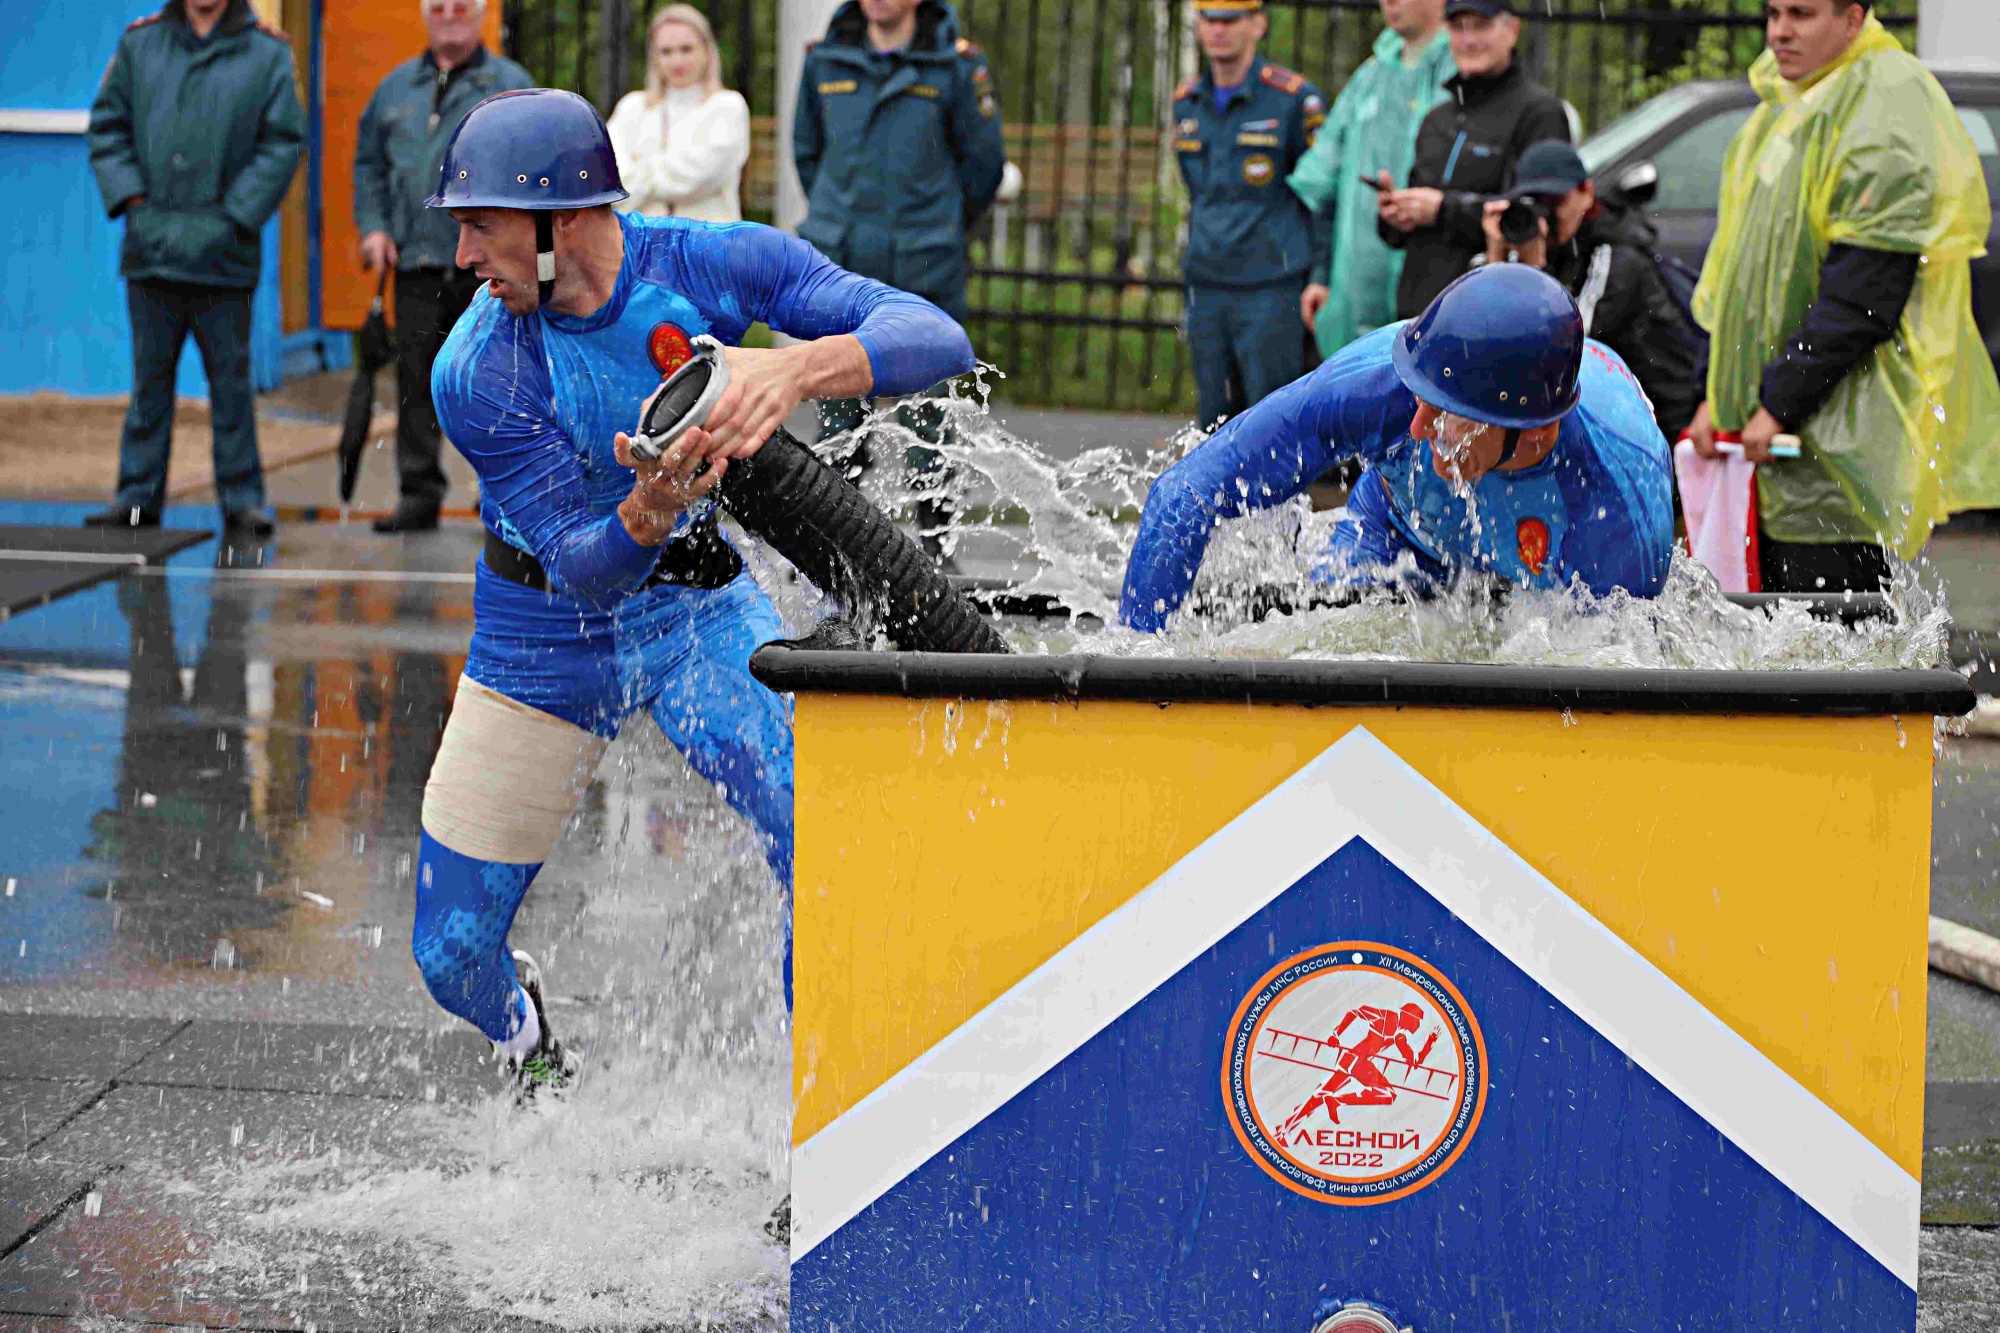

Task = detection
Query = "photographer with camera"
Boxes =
[1477,139,1702,443]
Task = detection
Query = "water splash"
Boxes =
[857,389,1958,675]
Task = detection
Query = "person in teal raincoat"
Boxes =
[1287,0,1452,357]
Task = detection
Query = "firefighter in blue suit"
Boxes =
[1174,0,1327,430]
[1120,265,1674,630]
[412,89,974,1093]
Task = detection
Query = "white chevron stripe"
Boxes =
[792,726,1919,1288]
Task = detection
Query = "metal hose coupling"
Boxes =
[631,334,732,461]
[624,335,1006,653]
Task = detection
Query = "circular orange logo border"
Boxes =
[1221,941,1488,1205]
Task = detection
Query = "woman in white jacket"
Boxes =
[607,5,750,223]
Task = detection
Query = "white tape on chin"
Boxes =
[536,251,556,283]
[421,675,608,865]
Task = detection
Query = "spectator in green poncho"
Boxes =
[1286,0,1453,357]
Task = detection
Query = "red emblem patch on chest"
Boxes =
[648,323,694,376]
[1516,517,1550,575]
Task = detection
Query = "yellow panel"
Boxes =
[792,697,1932,1178]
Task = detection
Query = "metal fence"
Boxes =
[505,0,1917,412]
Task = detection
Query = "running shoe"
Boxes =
[764,1195,791,1247]
[506,948,579,1097]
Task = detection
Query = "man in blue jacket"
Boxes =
[1172,0,1328,430]
[1120,265,1673,631]
[417,90,973,1093]
[793,0,1004,559]
[793,0,1003,324]
[86,0,304,536]
[353,0,532,533]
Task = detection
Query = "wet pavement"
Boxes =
[1,477,1998,1328]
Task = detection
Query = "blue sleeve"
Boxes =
[1119,331,1414,631]
[433,303,660,606]
[656,222,974,394]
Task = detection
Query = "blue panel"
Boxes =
[795,839,1912,1332]
[0,3,156,109]
[0,133,287,397]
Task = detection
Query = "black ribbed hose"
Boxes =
[716,426,1009,654]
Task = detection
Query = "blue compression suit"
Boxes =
[414,212,972,1045]
[1119,325,1674,631]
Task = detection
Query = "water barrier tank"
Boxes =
[751,649,1975,1332]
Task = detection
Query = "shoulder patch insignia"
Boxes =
[254,19,290,40]
[125,9,165,28]
[1259,63,1305,95]
[1174,76,1199,101]
[805,38,818,52]
[955,37,984,58]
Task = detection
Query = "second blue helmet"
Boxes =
[1390,264,1585,429]
[427,88,629,211]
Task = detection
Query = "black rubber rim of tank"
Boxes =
[748,648,1977,718]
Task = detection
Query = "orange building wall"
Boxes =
[321,1,506,330]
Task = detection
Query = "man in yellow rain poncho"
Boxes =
[1688,0,1999,592]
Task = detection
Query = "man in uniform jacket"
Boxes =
[1376,0,1568,320]
[354,0,533,532]
[1172,0,1327,430]
[793,0,1003,561]
[793,0,1003,326]
[87,0,304,536]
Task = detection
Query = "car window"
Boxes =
[1578,85,1711,176]
[1644,107,1755,213]
[1958,105,2000,204]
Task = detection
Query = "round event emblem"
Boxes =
[648,322,694,376]
[1223,942,1486,1204]
[1241,152,1276,186]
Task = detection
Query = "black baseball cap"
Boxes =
[1445,0,1514,16]
[1508,140,1589,198]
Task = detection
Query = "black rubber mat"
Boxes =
[0,525,211,620]
[0,524,210,564]
[0,558,131,620]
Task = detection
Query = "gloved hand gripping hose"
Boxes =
[633,345,1008,654]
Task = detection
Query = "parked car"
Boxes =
[1578,64,2000,363]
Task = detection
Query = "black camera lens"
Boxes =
[1499,196,1548,246]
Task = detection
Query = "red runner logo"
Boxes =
[1223,942,1486,1204]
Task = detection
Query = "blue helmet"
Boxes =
[426,88,628,211]
[1390,265,1584,429]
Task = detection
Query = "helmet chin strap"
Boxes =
[534,211,556,309]
[1496,427,1522,467]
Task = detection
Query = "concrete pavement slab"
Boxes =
[0,1019,184,1084]
[1928,1082,2000,1148]
[27,1085,438,1171]
[0,1159,98,1256]
[119,1021,494,1105]
[0,1082,103,1156]
[1929,973,2000,1083]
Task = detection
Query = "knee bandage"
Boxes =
[422,674,609,864]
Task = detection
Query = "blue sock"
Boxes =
[412,830,540,1043]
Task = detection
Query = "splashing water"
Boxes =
[181,721,790,1328]
[840,383,1954,675]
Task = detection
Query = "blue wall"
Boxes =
[0,3,287,398]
